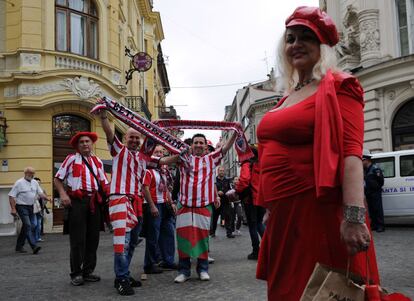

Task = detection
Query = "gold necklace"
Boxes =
[294,78,315,91]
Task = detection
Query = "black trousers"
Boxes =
[210,204,222,235]
[68,197,101,278]
[221,201,235,236]
[366,192,385,230]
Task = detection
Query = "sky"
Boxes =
[153,0,319,144]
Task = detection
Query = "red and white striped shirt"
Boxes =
[109,136,158,196]
[179,148,223,207]
[143,169,168,204]
[55,153,108,192]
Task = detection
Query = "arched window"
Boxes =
[55,0,98,59]
[392,99,414,150]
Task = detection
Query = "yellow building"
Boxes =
[0,0,170,234]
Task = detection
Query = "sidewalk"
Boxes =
[0,226,266,301]
[0,225,413,300]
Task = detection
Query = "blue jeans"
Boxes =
[244,202,266,252]
[144,203,176,269]
[33,213,42,242]
[178,257,208,277]
[15,204,38,251]
[114,221,142,280]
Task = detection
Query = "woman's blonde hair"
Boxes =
[276,31,340,93]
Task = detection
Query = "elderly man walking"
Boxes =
[54,132,109,286]
[9,167,50,254]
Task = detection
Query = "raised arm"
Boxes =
[221,131,237,155]
[159,154,180,166]
[99,110,115,145]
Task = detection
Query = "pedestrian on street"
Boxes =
[99,110,178,296]
[54,132,108,286]
[172,133,237,283]
[9,167,50,254]
[235,147,266,260]
[33,177,48,242]
[255,6,380,300]
[226,176,243,236]
[214,166,234,238]
[363,151,385,232]
[143,145,178,273]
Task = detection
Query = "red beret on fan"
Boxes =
[69,132,98,149]
[285,6,339,47]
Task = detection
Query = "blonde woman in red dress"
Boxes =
[256,6,380,300]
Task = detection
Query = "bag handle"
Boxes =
[346,252,371,285]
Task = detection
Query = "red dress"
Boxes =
[256,71,380,301]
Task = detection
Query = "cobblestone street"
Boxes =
[0,225,413,301]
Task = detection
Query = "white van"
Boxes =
[371,150,414,224]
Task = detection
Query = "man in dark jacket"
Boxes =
[215,166,234,238]
[363,151,385,232]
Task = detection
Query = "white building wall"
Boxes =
[326,0,414,152]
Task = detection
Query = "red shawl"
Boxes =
[314,70,364,198]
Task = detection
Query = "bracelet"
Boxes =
[343,205,366,224]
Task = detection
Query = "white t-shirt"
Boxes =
[8,177,43,206]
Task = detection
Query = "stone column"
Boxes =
[358,9,381,67]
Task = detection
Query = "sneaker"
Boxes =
[32,246,41,254]
[247,251,259,260]
[71,275,84,286]
[37,238,44,242]
[227,234,235,238]
[129,276,142,287]
[199,271,210,281]
[115,278,135,296]
[209,233,216,238]
[234,230,241,236]
[208,256,215,264]
[144,265,163,274]
[174,273,190,283]
[83,274,101,282]
[159,262,178,270]
[15,248,27,253]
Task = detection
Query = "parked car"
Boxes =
[371,150,414,224]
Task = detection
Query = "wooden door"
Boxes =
[52,115,90,225]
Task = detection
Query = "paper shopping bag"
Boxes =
[313,270,365,301]
[300,263,331,301]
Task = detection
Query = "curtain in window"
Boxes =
[70,13,85,55]
[90,21,98,59]
[56,11,67,51]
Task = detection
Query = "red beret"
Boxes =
[285,6,339,47]
[69,132,98,149]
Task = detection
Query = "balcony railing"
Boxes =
[158,106,177,119]
[125,96,152,120]
[55,55,102,74]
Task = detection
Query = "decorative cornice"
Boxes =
[137,0,164,41]
[62,76,103,100]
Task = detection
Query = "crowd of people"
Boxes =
[7,5,398,300]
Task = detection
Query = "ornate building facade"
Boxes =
[222,72,282,177]
[322,0,414,153]
[0,0,170,234]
